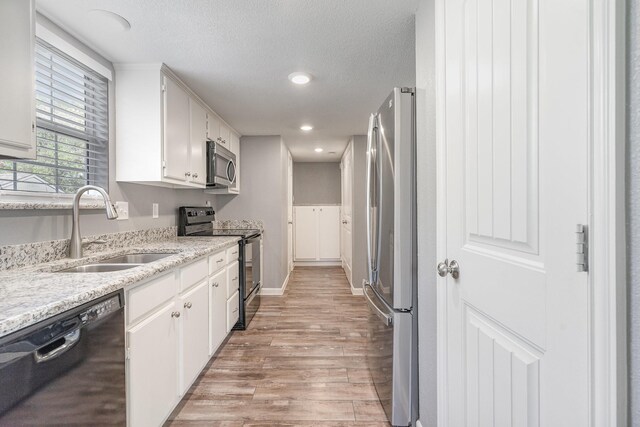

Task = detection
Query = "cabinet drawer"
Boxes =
[226,290,240,332]
[180,257,208,292]
[209,251,226,275]
[226,244,240,264]
[226,261,240,299]
[127,271,177,326]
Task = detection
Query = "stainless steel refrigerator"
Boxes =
[365,87,418,426]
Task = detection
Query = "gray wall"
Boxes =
[216,136,289,290]
[415,0,437,425]
[0,15,217,246]
[292,162,341,205]
[628,0,640,423]
[351,136,368,290]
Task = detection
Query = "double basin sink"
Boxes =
[57,253,175,273]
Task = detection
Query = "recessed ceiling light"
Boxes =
[315,148,323,153]
[300,125,313,131]
[288,72,312,85]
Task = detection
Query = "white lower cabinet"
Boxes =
[126,246,239,426]
[127,301,179,427]
[209,269,227,355]
[180,280,210,394]
[294,206,341,261]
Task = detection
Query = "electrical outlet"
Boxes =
[152,203,159,219]
[115,201,129,220]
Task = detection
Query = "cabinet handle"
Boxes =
[212,282,219,287]
[233,276,238,281]
[184,302,193,309]
[216,259,224,263]
[193,173,198,178]
[185,172,191,177]
[171,311,181,318]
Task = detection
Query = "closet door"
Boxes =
[318,206,341,260]
[294,206,318,260]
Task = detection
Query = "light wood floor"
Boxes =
[166,266,389,426]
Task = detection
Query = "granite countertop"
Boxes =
[0,235,240,339]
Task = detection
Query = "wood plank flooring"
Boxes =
[166,267,389,426]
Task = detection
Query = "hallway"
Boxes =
[166,267,389,426]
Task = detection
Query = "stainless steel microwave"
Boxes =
[206,139,236,188]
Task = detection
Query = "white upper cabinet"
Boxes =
[189,99,207,185]
[0,0,35,159]
[115,63,239,189]
[163,75,190,182]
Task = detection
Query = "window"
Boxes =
[0,39,109,194]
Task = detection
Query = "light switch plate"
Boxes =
[152,203,159,219]
[115,201,129,220]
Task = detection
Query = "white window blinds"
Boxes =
[0,39,109,194]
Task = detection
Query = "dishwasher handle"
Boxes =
[34,328,81,364]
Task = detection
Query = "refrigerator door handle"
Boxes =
[364,281,393,326]
[366,114,375,283]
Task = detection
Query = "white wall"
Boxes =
[215,136,289,290]
[0,14,218,246]
[351,135,368,290]
[415,0,437,425]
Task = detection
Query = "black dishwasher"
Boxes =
[0,290,125,425]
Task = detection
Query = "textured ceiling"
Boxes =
[36,0,417,161]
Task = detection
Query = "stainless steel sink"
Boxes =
[98,253,174,264]
[56,253,175,273]
[58,264,141,273]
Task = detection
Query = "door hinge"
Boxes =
[161,84,166,92]
[401,87,415,94]
[576,224,588,272]
[162,160,166,169]
[126,347,130,360]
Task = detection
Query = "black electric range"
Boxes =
[177,207,262,330]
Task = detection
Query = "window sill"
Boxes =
[0,193,106,210]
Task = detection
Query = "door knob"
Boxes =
[184,302,192,309]
[437,259,460,279]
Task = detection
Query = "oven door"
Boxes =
[207,141,236,187]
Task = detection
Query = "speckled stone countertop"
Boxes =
[0,236,239,338]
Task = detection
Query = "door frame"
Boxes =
[433,0,627,425]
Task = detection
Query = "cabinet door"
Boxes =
[294,206,318,260]
[188,98,207,185]
[163,75,190,181]
[209,269,227,355]
[206,112,220,141]
[128,301,178,427]
[180,280,210,394]
[0,0,35,159]
[218,123,230,147]
[318,206,341,260]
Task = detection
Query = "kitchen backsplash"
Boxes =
[0,226,177,271]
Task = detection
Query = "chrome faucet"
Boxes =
[69,185,118,258]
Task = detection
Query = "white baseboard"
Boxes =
[415,420,424,427]
[294,261,342,267]
[260,271,290,296]
[350,284,364,295]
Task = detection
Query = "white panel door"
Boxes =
[163,75,190,181]
[188,98,207,185]
[318,206,341,260]
[341,143,353,282]
[441,0,589,425]
[180,280,210,394]
[128,301,178,427]
[0,0,35,159]
[294,206,318,260]
[287,152,294,272]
